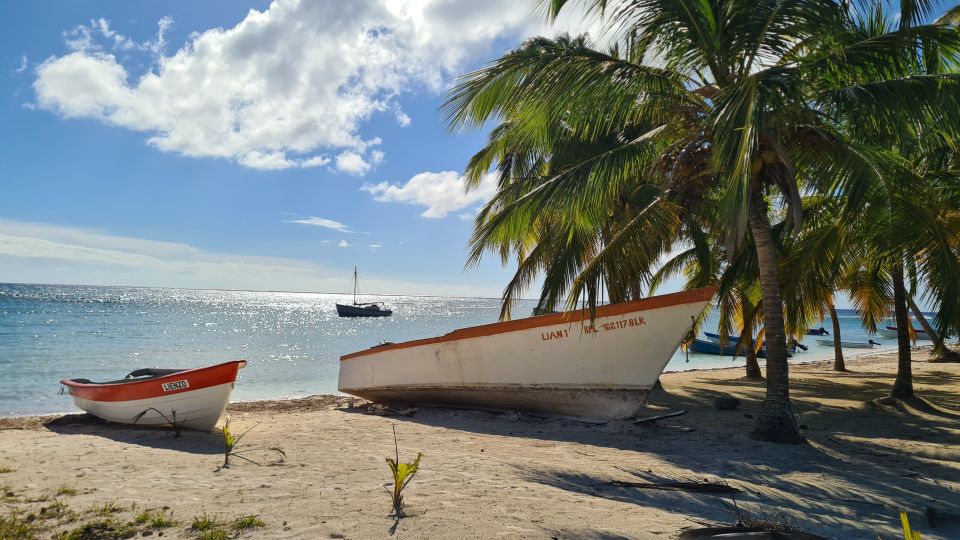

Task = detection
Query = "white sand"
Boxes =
[1,350,957,539]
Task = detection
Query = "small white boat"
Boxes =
[60,360,247,431]
[338,288,714,421]
[815,338,881,349]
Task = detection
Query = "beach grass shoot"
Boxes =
[0,466,14,474]
[134,508,177,529]
[55,486,77,497]
[91,501,125,516]
[0,513,37,540]
[190,513,223,532]
[232,514,265,531]
[57,517,137,540]
[386,425,423,517]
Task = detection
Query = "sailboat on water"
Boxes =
[336,267,392,318]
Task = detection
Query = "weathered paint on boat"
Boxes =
[338,288,714,421]
[60,360,246,431]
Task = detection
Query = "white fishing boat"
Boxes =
[815,338,881,349]
[338,287,714,421]
[60,360,247,432]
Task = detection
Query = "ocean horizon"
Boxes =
[0,282,900,417]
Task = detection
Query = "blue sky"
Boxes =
[0,0,615,297]
[1,1,942,304]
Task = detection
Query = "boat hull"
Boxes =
[878,326,928,340]
[336,303,393,317]
[691,338,775,358]
[815,338,876,349]
[338,288,714,421]
[61,360,246,432]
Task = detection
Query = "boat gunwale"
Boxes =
[340,286,715,361]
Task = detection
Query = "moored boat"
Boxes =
[815,338,881,349]
[60,360,247,432]
[336,267,392,318]
[338,288,715,421]
[691,337,794,358]
[877,326,929,340]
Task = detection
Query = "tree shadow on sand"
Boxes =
[348,370,960,538]
[40,413,223,455]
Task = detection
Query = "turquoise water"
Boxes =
[0,283,898,416]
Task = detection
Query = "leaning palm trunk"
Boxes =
[907,296,960,361]
[890,263,914,399]
[740,299,762,380]
[743,330,762,380]
[828,300,846,371]
[747,187,801,444]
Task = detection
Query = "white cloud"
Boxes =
[32,1,606,172]
[15,55,27,74]
[288,216,353,233]
[369,242,383,249]
[336,151,373,175]
[338,240,350,248]
[362,170,496,218]
[0,218,501,296]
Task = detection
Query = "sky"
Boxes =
[0,0,616,297]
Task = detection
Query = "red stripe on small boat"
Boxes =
[60,360,247,402]
[340,286,716,361]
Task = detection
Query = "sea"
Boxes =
[0,282,900,417]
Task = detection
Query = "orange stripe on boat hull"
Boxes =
[340,287,716,361]
[60,360,247,402]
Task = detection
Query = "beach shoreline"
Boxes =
[1,350,957,539]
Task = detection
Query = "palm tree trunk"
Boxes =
[827,300,845,371]
[747,185,802,444]
[741,297,762,380]
[907,295,960,361]
[890,263,914,399]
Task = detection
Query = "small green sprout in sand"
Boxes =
[58,517,136,540]
[232,514,265,531]
[190,513,222,532]
[219,419,286,469]
[134,508,177,529]
[0,513,37,540]
[385,425,423,517]
[0,466,14,474]
[91,501,124,516]
[56,486,78,497]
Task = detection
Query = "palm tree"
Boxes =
[445,0,960,443]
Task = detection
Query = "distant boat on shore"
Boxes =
[877,326,929,339]
[338,287,715,421]
[815,338,881,349]
[691,337,796,358]
[60,360,247,431]
[336,267,392,318]
[703,332,806,352]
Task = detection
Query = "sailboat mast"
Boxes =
[353,267,358,305]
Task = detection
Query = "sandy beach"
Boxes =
[1,349,957,539]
